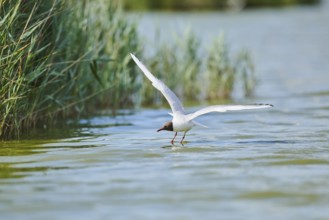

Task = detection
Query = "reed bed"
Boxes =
[141,32,255,106]
[0,0,141,138]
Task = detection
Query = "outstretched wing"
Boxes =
[130,53,185,114]
[187,104,273,121]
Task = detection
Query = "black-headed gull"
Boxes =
[130,53,272,145]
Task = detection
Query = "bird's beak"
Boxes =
[157,127,164,132]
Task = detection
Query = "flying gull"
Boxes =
[130,53,272,145]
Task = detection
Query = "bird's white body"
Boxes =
[130,53,272,144]
[172,114,194,132]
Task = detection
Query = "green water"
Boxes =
[1,5,329,220]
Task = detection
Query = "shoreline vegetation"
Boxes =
[1,0,141,139]
[123,0,320,11]
[1,0,259,139]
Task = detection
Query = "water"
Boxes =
[1,6,329,220]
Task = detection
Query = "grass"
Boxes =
[206,34,256,99]
[141,30,202,106]
[1,0,256,139]
[0,0,141,139]
[140,32,255,107]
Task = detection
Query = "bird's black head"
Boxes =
[157,121,173,132]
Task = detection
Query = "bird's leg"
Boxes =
[171,132,177,145]
[180,131,187,145]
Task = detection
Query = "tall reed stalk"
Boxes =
[0,0,141,139]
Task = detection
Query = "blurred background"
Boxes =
[125,0,328,100]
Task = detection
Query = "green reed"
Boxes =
[0,0,141,139]
[141,30,202,106]
[141,32,255,106]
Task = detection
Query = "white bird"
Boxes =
[130,53,272,145]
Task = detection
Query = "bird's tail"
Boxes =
[193,120,208,128]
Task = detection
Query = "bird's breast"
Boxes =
[172,116,194,132]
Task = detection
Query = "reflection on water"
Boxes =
[1,6,329,220]
[0,163,69,179]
